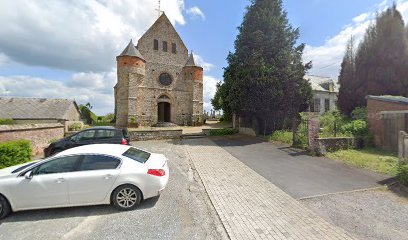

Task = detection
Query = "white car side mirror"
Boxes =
[24,171,33,179]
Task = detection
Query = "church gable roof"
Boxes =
[119,39,145,60]
[137,13,188,57]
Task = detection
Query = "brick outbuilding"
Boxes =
[366,95,408,148]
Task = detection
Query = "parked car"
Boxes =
[0,144,169,219]
[44,126,130,157]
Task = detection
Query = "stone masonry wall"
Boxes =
[0,123,64,156]
[129,129,182,141]
[316,137,354,155]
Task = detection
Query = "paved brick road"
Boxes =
[184,138,355,240]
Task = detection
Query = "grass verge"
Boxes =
[326,148,399,175]
[267,130,293,145]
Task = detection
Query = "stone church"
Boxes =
[114,13,204,127]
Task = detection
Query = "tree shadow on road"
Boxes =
[0,196,160,224]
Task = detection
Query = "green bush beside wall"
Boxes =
[0,140,32,169]
[397,163,408,186]
[0,119,15,125]
[209,128,236,136]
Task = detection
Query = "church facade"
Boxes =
[114,13,204,127]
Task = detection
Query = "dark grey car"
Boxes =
[44,127,130,157]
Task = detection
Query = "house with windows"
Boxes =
[306,75,338,114]
[114,13,204,127]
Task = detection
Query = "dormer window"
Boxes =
[163,41,168,52]
[154,39,158,50]
[172,43,176,54]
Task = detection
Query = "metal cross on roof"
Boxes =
[155,0,164,18]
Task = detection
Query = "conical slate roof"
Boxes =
[119,39,145,60]
[185,53,198,67]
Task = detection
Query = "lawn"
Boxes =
[267,130,293,145]
[326,148,399,176]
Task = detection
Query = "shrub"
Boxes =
[341,119,368,137]
[0,140,32,169]
[397,163,408,186]
[268,130,293,145]
[319,110,349,137]
[68,122,82,131]
[352,107,367,120]
[209,128,236,136]
[0,119,15,125]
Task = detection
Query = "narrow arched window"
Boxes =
[172,43,176,54]
[153,39,158,50]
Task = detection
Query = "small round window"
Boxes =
[159,73,172,86]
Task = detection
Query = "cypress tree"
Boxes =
[338,36,356,116]
[216,0,312,132]
[339,4,408,112]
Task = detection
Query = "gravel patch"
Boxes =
[301,185,408,240]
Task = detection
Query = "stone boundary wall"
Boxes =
[317,137,355,155]
[129,129,182,141]
[0,123,64,156]
[399,131,408,164]
[238,127,257,137]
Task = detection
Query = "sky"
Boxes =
[1,0,408,115]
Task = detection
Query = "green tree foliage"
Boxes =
[79,104,97,124]
[211,82,232,121]
[338,37,356,116]
[103,113,116,123]
[212,0,312,131]
[338,4,408,115]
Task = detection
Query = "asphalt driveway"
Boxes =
[211,135,391,199]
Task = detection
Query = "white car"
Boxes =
[0,144,169,219]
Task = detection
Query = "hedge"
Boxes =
[0,118,15,125]
[209,128,237,136]
[0,140,32,169]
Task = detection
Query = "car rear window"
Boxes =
[122,147,151,163]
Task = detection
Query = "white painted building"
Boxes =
[305,75,338,114]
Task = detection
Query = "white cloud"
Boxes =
[0,53,10,66]
[0,0,185,72]
[187,6,205,20]
[0,75,114,115]
[69,71,116,93]
[353,13,370,23]
[304,0,408,80]
[194,54,214,71]
[203,76,220,112]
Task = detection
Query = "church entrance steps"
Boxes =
[181,133,207,139]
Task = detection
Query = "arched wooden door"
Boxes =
[158,102,171,122]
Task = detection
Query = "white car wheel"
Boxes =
[112,185,142,210]
[0,195,11,220]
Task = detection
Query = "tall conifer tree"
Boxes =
[338,37,356,116]
[338,4,408,113]
[216,0,312,131]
